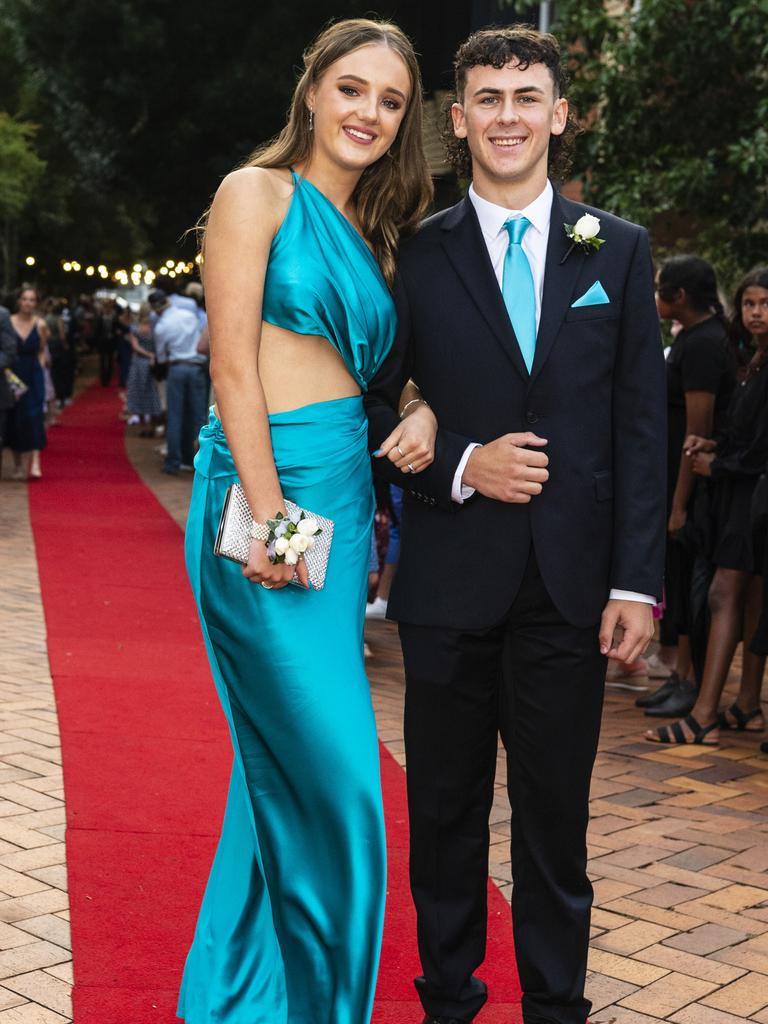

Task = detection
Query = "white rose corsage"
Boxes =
[266,510,322,567]
[560,214,606,265]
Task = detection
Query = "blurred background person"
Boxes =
[647,267,768,744]
[366,482,402,618]
[115,303,134,392]
[5,285,48,480]
[96,297,117,386]
[0,302,18,473]
[45,298,75,412]
[638,255,736,717]
[149,288,208,474]
[125,304,162,435]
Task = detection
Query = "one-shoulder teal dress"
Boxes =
[177,171,396,1023]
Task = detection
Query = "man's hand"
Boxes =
[599,599,654,663]
[463,432,549,503]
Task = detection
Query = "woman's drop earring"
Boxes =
[308,109,314,131]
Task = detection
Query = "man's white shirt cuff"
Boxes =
[451,443,481,504]
[610,589,656,605]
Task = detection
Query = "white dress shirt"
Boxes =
[448,181,654,608]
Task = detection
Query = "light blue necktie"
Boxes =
[502,217,537,372]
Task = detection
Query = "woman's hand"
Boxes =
[242,539,310,589]
[668,506,687,534]
[375,404,437,475]
[692,451,715,477]
[683,434,716,457]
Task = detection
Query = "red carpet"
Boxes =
[28,384,522,1022]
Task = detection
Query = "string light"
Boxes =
[25,256,35,266]
[54,255,199,285]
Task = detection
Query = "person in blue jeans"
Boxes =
[366,483,403,618]
[149,289,209,474]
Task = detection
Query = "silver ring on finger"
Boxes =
[261,582,273,590]
[396,445,404,456]
[408,462,416,473]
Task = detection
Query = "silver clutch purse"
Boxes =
[214,482,334,590]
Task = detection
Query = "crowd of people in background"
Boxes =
[0,281,211,483]
[2,259,767,754]
[599,260,768,754]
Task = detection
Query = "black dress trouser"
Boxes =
[399,549,606,1024]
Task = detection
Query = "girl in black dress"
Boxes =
[648,268,768,744]
[639,257,736,717]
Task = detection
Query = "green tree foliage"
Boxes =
[2,0,372,277]
[0,114,46,289]
[547,0,768,287]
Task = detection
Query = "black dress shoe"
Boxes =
[644,676,697,717]
[635,672,680,708]
[422,1017,471,1024]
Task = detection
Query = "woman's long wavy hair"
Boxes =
[201,19,433,285]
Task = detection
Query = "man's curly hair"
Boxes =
[442,26,580,183]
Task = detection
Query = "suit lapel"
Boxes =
[531,191,587,383]
[440,197,529,382]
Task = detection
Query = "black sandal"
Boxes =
[717,703,764,731]
[648,713,719,745]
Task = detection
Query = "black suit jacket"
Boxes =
[365,188,666,630]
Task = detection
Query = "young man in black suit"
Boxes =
[366,27,666,1024]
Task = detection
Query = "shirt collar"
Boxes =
[468,179,553,243]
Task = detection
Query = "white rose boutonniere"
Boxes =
[561,213,606,265]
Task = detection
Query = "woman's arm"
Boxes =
[668,390,715,532]
[196,323,210,356]
[204,167,306,589]
[37,318,49,367]
[129,331,154,360]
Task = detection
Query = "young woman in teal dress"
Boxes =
[177,19,436,1023]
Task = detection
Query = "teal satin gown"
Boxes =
[177,171,396,1023]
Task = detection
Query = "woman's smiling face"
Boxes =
[307,44,411,173]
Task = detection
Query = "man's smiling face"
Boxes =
[451,60,567,193]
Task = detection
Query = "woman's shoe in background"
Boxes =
[644,676,697,717]
[636,672,680,708]
[365,596,388,619]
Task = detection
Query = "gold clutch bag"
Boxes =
[214,483,334,590]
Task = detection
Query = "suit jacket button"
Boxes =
[526,411,539,424]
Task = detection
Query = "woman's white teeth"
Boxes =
[492,137,525,147]
[346,128,374,140]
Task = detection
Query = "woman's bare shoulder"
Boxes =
[213,166,294,229]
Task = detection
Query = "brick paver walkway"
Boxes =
[125,425,768,1023]
[1,407,766,1023]
[0,455,73,1023]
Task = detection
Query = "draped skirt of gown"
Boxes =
[177,396,386,1023]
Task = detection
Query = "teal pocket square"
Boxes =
[571,281,610,308]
